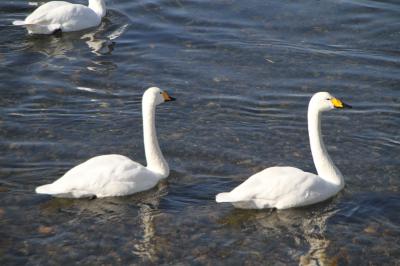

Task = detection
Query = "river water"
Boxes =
[1,0,399,264]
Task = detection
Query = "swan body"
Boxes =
[36,155,159,198]
[36,87,176,198]
[12,0,106,34]
[216,167,340,209]
[216,92,352,209]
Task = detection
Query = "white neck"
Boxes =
[142,99,169,178]
[308,103,344,187]
[88,0,106,18]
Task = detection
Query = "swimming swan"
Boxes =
[216,92,352,209]
[36,87,176,198]
[13,0,106,34]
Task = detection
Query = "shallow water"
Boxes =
[0,0,399,264]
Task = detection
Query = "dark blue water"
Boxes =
[0,0,399,264]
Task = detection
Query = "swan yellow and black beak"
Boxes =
[331,98,352,109]
[162,91,176,102]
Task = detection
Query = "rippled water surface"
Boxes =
[1,0,399,264]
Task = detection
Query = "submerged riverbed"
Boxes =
[0,0,399,264]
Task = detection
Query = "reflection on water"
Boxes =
[81,20,129,55]
[299,208,339,265]
[131,181,168,263]
[81,32,115,56]
[132,204,157,262]
[218,202,339,265]
[26,21,127,58]
[0,0,399,264]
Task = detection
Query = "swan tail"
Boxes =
[12,20,26,26]
[36,183,95,198]
[13,22,61,34]
[216,192,238,203]
[36,183,65,195]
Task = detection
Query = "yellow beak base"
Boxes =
[162,91,176,102]
[331,98,351,109]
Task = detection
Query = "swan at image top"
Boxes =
[35,87,176,198]
[216,92,352,210]
[13,0,106,34]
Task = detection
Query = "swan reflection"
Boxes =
[23,18,128,57]
[131,181,168,263]
[298,208,339,265]
[81,23,128,55]
[38,180,168,263]
[219,203,338,264]
[81,33,115,55]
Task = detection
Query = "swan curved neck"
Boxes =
[89,0,106,18]
[142,100,169,178]
[308,104,344,187]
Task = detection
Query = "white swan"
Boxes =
[216,92,352,209]
[36,87,175,198]
[13,0,106,34]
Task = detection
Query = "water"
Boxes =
[1,0,399,264]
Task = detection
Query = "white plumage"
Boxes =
[216,92,352,209]
[13,0,106,34]
[216,167,338,209]
[36,155,159,198]
[36,87,176,198]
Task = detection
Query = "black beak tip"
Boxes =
[168,96,176,102]
[343,102,352,109]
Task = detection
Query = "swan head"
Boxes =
[310,92,352,112]
[143,87,176,106]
